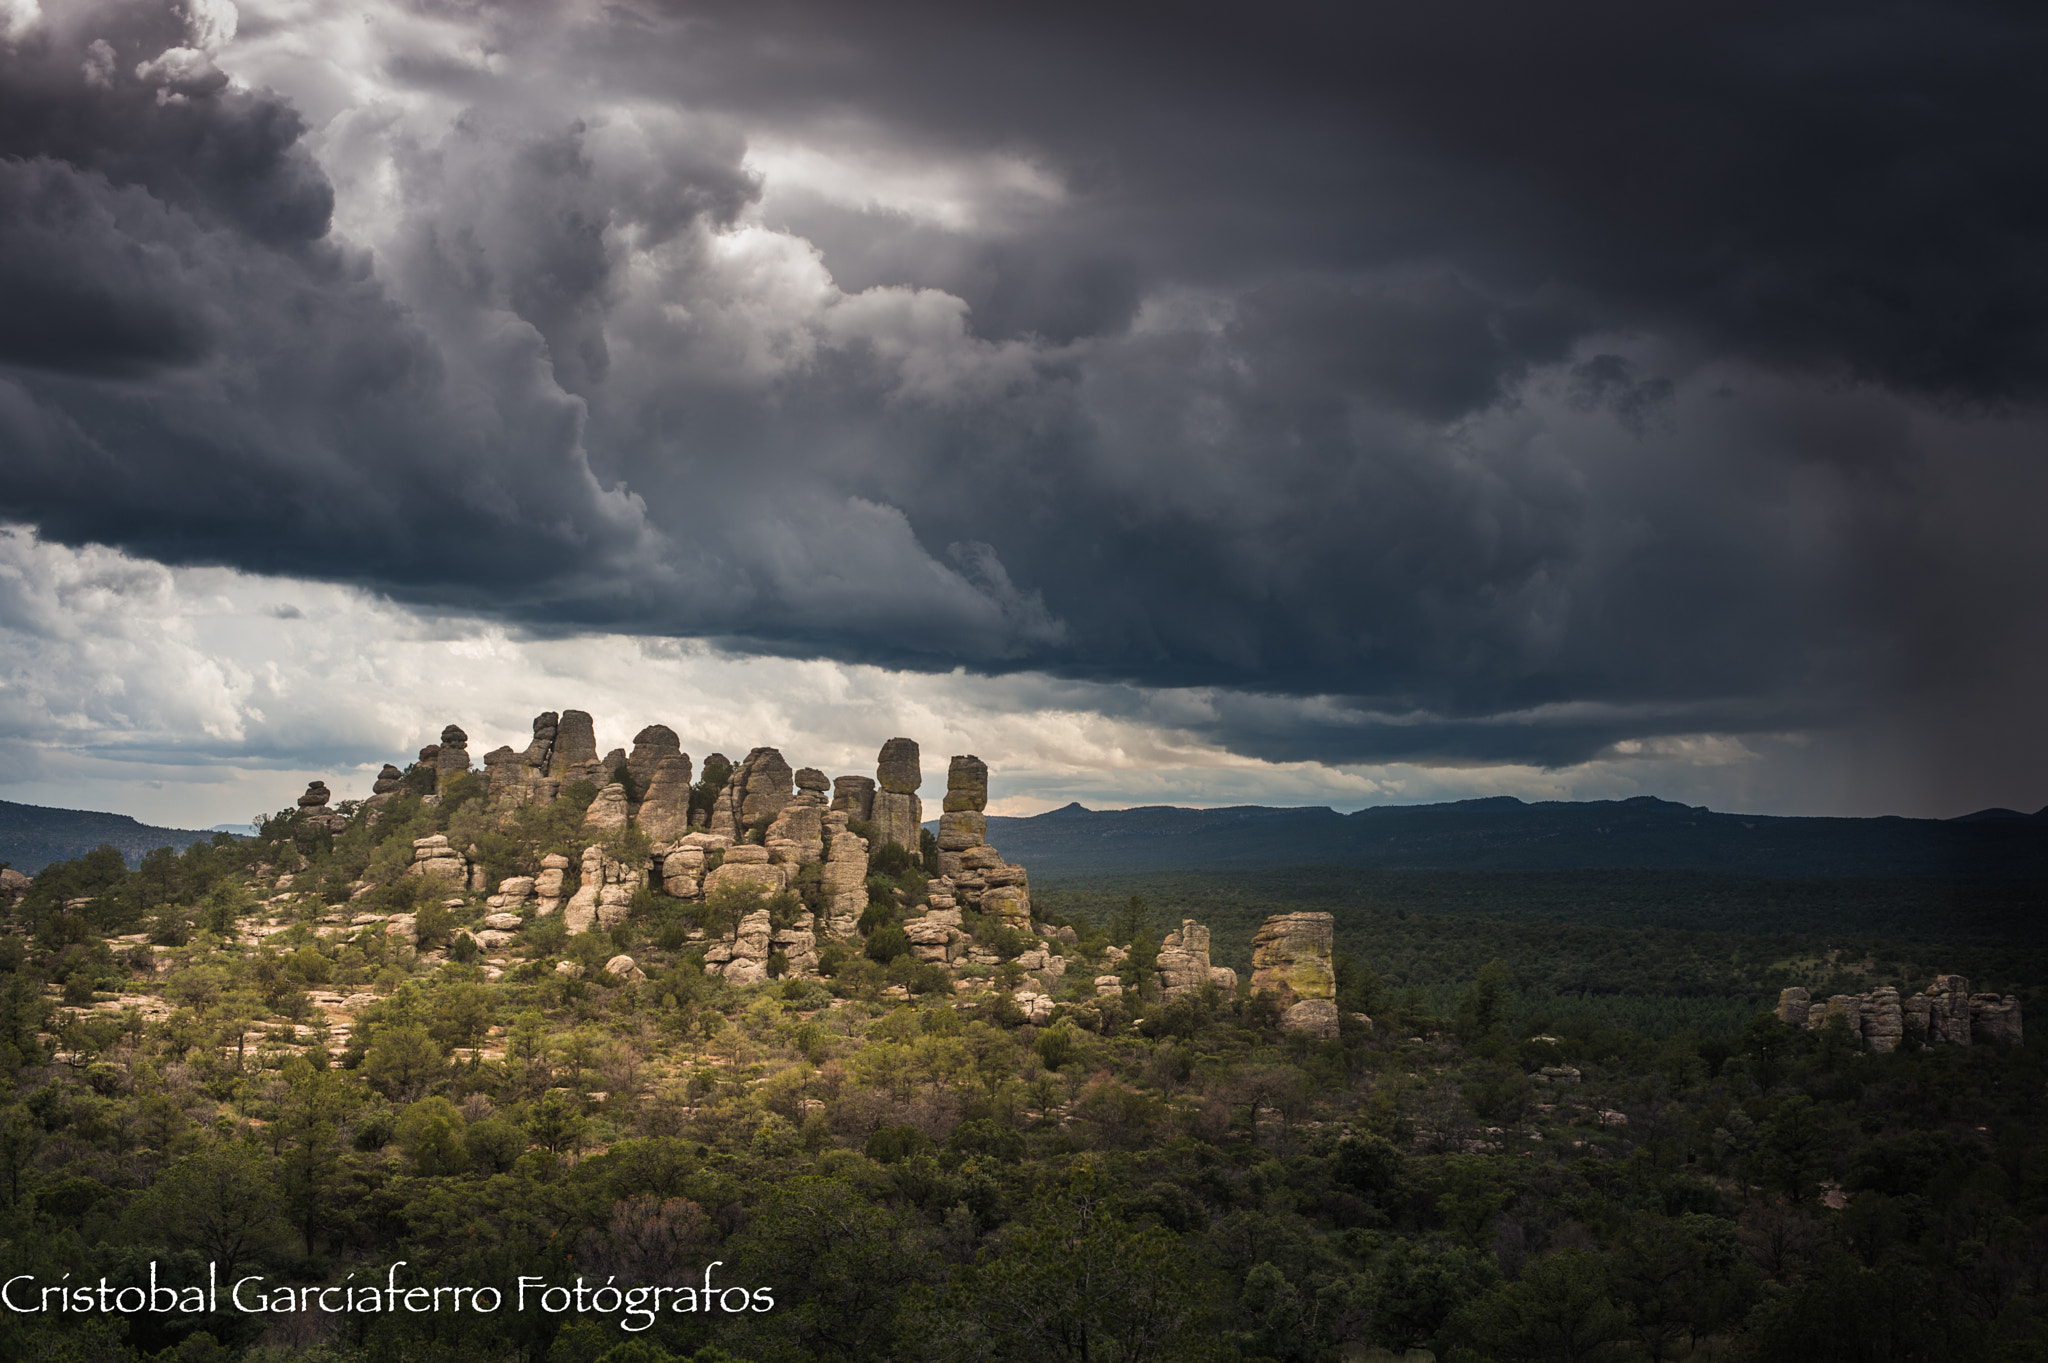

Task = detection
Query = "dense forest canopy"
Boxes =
[0,765,2042,1363]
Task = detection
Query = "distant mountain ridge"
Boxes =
[966,795,2048,880]
[0,801,222,875]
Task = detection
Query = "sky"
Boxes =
[3,0,2047,829]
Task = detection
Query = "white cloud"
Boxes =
[0,527,1909,831]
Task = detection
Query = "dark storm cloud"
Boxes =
[2,0,2046,783]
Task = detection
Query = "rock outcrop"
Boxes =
[583,783,631,832]
[564,844,644,935]
[734,748,795,834]
[821,812,869,935]
[638,755,695,844]
[1156,920,1239,997]
[296,780,348,833]
[627,725,684,797]
[434,725,471,787]
[872,738,923,854]
[702,844,789,897]
[534,853,572,915]
[1778,975,2023,1050]
[406,835,469,884]
[551,710,602,786]
[0,868,30,903]
[1252,912,1338,1038]
[831,775,876,821]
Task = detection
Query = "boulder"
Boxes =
[483,912,523,931]
[1250,912,1337,1008]
[583,783,631,831]
[702,861,789,897]
[903,915,959,964]
[298,780,332,808]
[831,775,876,821]
[604,954,648,983]
[1155,920,1216,998]
[370,763,406,795]
[981,884,1031,925]
[627,725,684,795]
[0,868,31,902]
[1095,974,1124,998]
[943,755,988,813]
[637,755,694,843]
[1210,966,1238,991]
[1281,998,1340,1039]
[795,767,830,793]
[877,737,921,795]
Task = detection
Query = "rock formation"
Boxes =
[872,738,922,853]
[1156,920,1239,997]
[563,844,644,935]
[551,710,602,786]
[533,853,571,914]
[831,775,876,821]
[766,777,827,867]
[0,868,30,903]
[627,725,684,797]
[821,811,869,935]
[1252,912,1339,1038]
[406,835,468,884]
[371,763,405,795]
[638,755,695,844]
[1777,975,2023,1050]
[434,725,471,787]
[734,748,795,834]
[296,780,348,833]
[583,783,631,832]
[702,844,788,897]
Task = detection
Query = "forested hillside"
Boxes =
[982,797,2048,879]
[0,745,2042,1363]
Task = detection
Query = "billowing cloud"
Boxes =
[2,0,2046,815]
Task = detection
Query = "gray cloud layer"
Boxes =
[3,0,2046,805]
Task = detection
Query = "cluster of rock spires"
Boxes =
[1777,977,2022,1050]
[280,710,1351,1035]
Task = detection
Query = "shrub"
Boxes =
[865,925,911,964]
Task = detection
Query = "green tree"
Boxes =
[128,1142,287,1284]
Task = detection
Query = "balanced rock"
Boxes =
[877,738,921,795]
[298,780,332,808]
[435,725,471,784]
[943,755,988,813]
[637,755,694,843]
[534,853,572,913]
[603,954,647,983]
[370,763,405,795]
[794,767,829,793]
[831,775,876,821]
